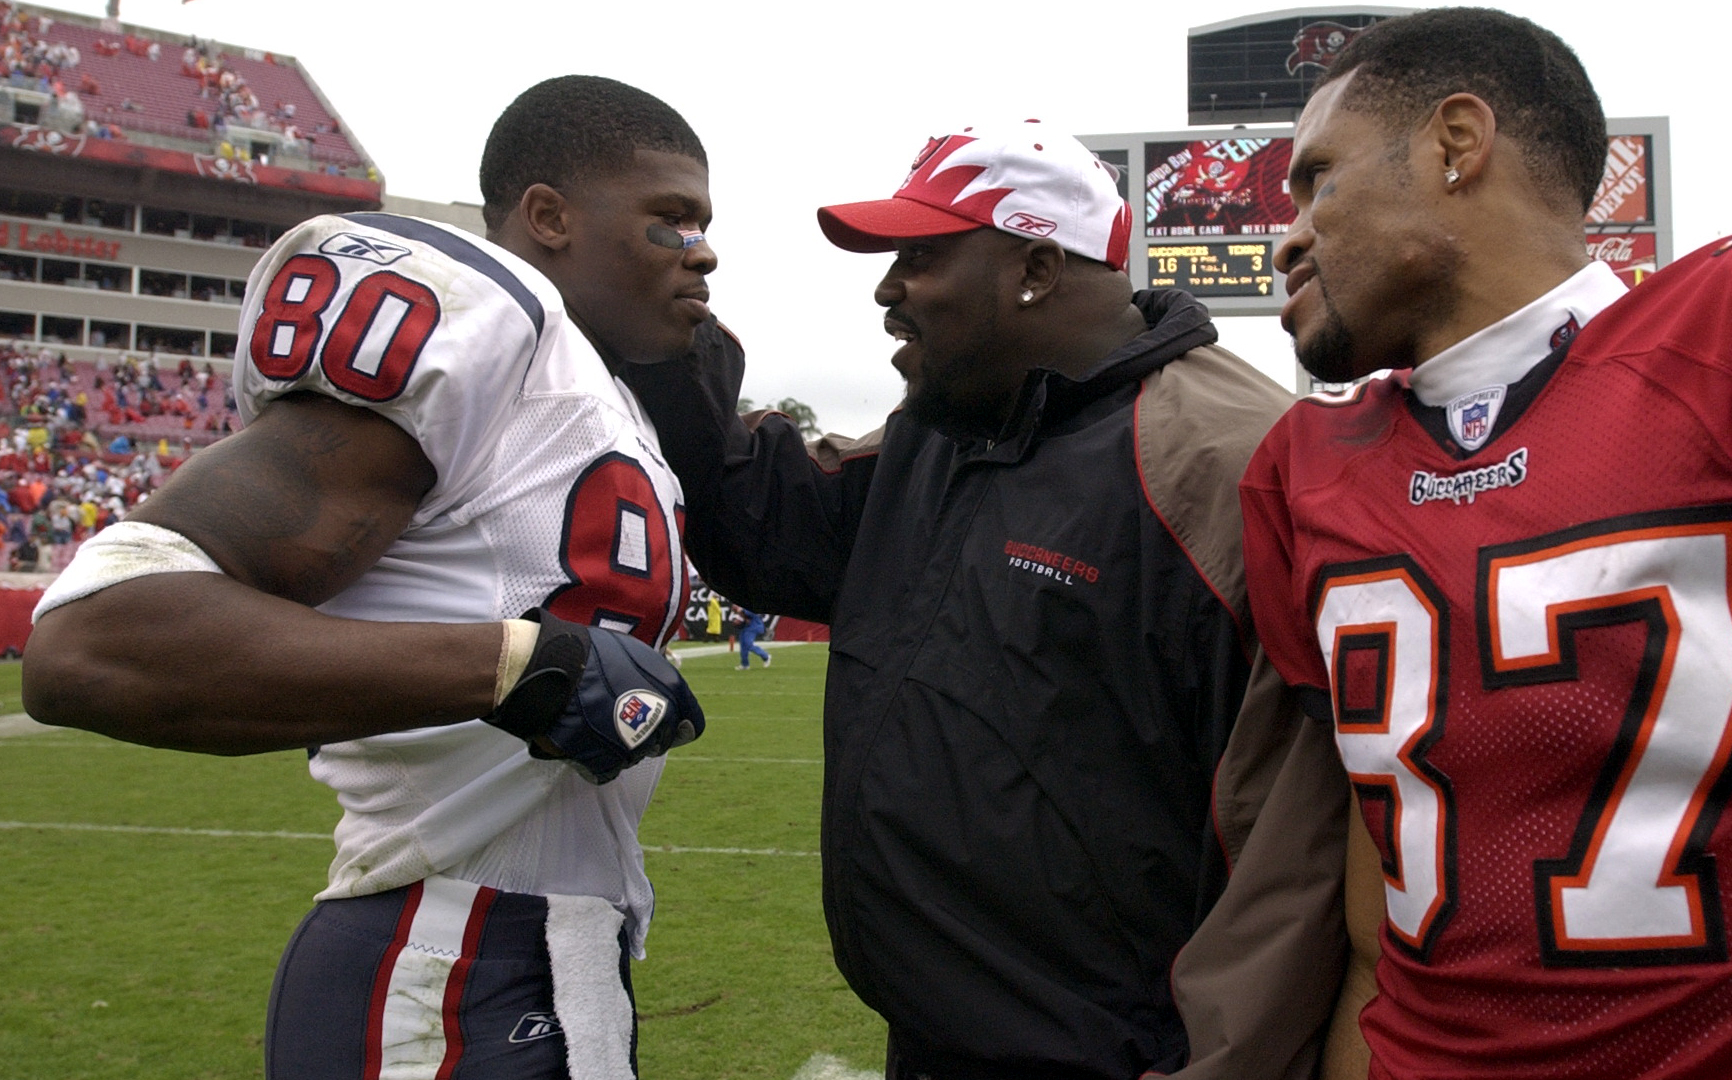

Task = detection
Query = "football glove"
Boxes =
[483,610,704,784]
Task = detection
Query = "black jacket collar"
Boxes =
[979,288,1217,454]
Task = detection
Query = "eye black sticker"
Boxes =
[646,224,704,250]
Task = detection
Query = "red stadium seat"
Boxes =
[19,18,362,166]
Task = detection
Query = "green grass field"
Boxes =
[0,645,887,1079]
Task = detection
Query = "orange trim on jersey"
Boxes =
[1300,381,1373,408]
[1486,521,1732,673]
[1330,619,1398,734]
[1320,564,1450,954]
[1543,584,1699,951]
[1486,519,1732,955]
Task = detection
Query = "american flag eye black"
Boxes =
[645,225,704,250]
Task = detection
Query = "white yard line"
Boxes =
[791,1053,882,1080]
[671,640,826,658]
[645,844,818,857]
[0,820,330,840]
[0,713,58,738]
[673,756,823,765]
[0,820,819,856]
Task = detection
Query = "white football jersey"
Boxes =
[234,213,687,951]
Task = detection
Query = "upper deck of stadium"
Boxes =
[0,0,381,207]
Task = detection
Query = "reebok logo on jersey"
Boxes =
[615,691,667,748]
[1410,447,1528,505]
[508,1011,563,1044]
[318,232,412,265]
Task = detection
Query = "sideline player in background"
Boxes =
[22,76,713,1079]
[733,605,770,669]
[1241,8,1732,1077]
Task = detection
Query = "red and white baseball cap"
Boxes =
[818,120,1131,272]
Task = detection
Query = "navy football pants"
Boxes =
[265,877,635,1079]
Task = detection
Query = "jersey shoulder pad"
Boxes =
[1569,235,1732,370]
[324,213,550,340]
[234,213,562,510]
[236,213,556,414]
[1247,371,1407,507]
[1284,371,1406,444]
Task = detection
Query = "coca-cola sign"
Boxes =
[1585,231,1656,287]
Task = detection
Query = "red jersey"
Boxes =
[1242,237,1732,1078]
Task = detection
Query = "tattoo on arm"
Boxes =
[131,393,435,605]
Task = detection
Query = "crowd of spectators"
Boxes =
[179,37,343,164]
[0,4,130,141]
[88,353,232,432]
[0,4,369,179]
[0,435,158,574]
[0,341,239,576]
[1,4,77,93]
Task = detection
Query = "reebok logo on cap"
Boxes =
[1003,212,1058,237]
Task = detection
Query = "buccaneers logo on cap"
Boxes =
[908,136,946,177]
[894,134,1017,224]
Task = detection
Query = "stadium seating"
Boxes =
[11,10,361,167]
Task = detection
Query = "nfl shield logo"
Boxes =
[1461,402,1489,443]
[1446,384,1505,453]
[620,695,654,731]
[613,691,667,749]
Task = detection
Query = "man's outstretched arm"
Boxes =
[620,320,880,622]
[22,392,503,755]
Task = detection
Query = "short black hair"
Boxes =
[1317,8,1605,214]
[479,76,706,232]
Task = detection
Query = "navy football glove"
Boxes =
[483,610,704,784]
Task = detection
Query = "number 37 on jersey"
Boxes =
[1317,506,1732,969]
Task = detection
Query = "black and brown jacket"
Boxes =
[624,290,1344,1080]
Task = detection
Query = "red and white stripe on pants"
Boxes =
[364,876,497,1080]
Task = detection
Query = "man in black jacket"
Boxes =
[622,122,1344,1080]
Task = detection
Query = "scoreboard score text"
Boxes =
[1146,241,1276,297]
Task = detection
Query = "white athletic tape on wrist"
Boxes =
[495,618,540,709]
[32,521,224,623]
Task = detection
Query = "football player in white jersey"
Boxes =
[22,76,715,1080]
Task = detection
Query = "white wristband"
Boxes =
[495,617,540,708]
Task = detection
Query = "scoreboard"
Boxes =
[1082,117,1670,318]
[1083,127,1295,316]
[1147,241,1276,297]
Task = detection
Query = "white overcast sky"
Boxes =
[53,1,1732,435]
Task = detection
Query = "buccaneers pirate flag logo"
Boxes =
[1287,21,1364,75]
